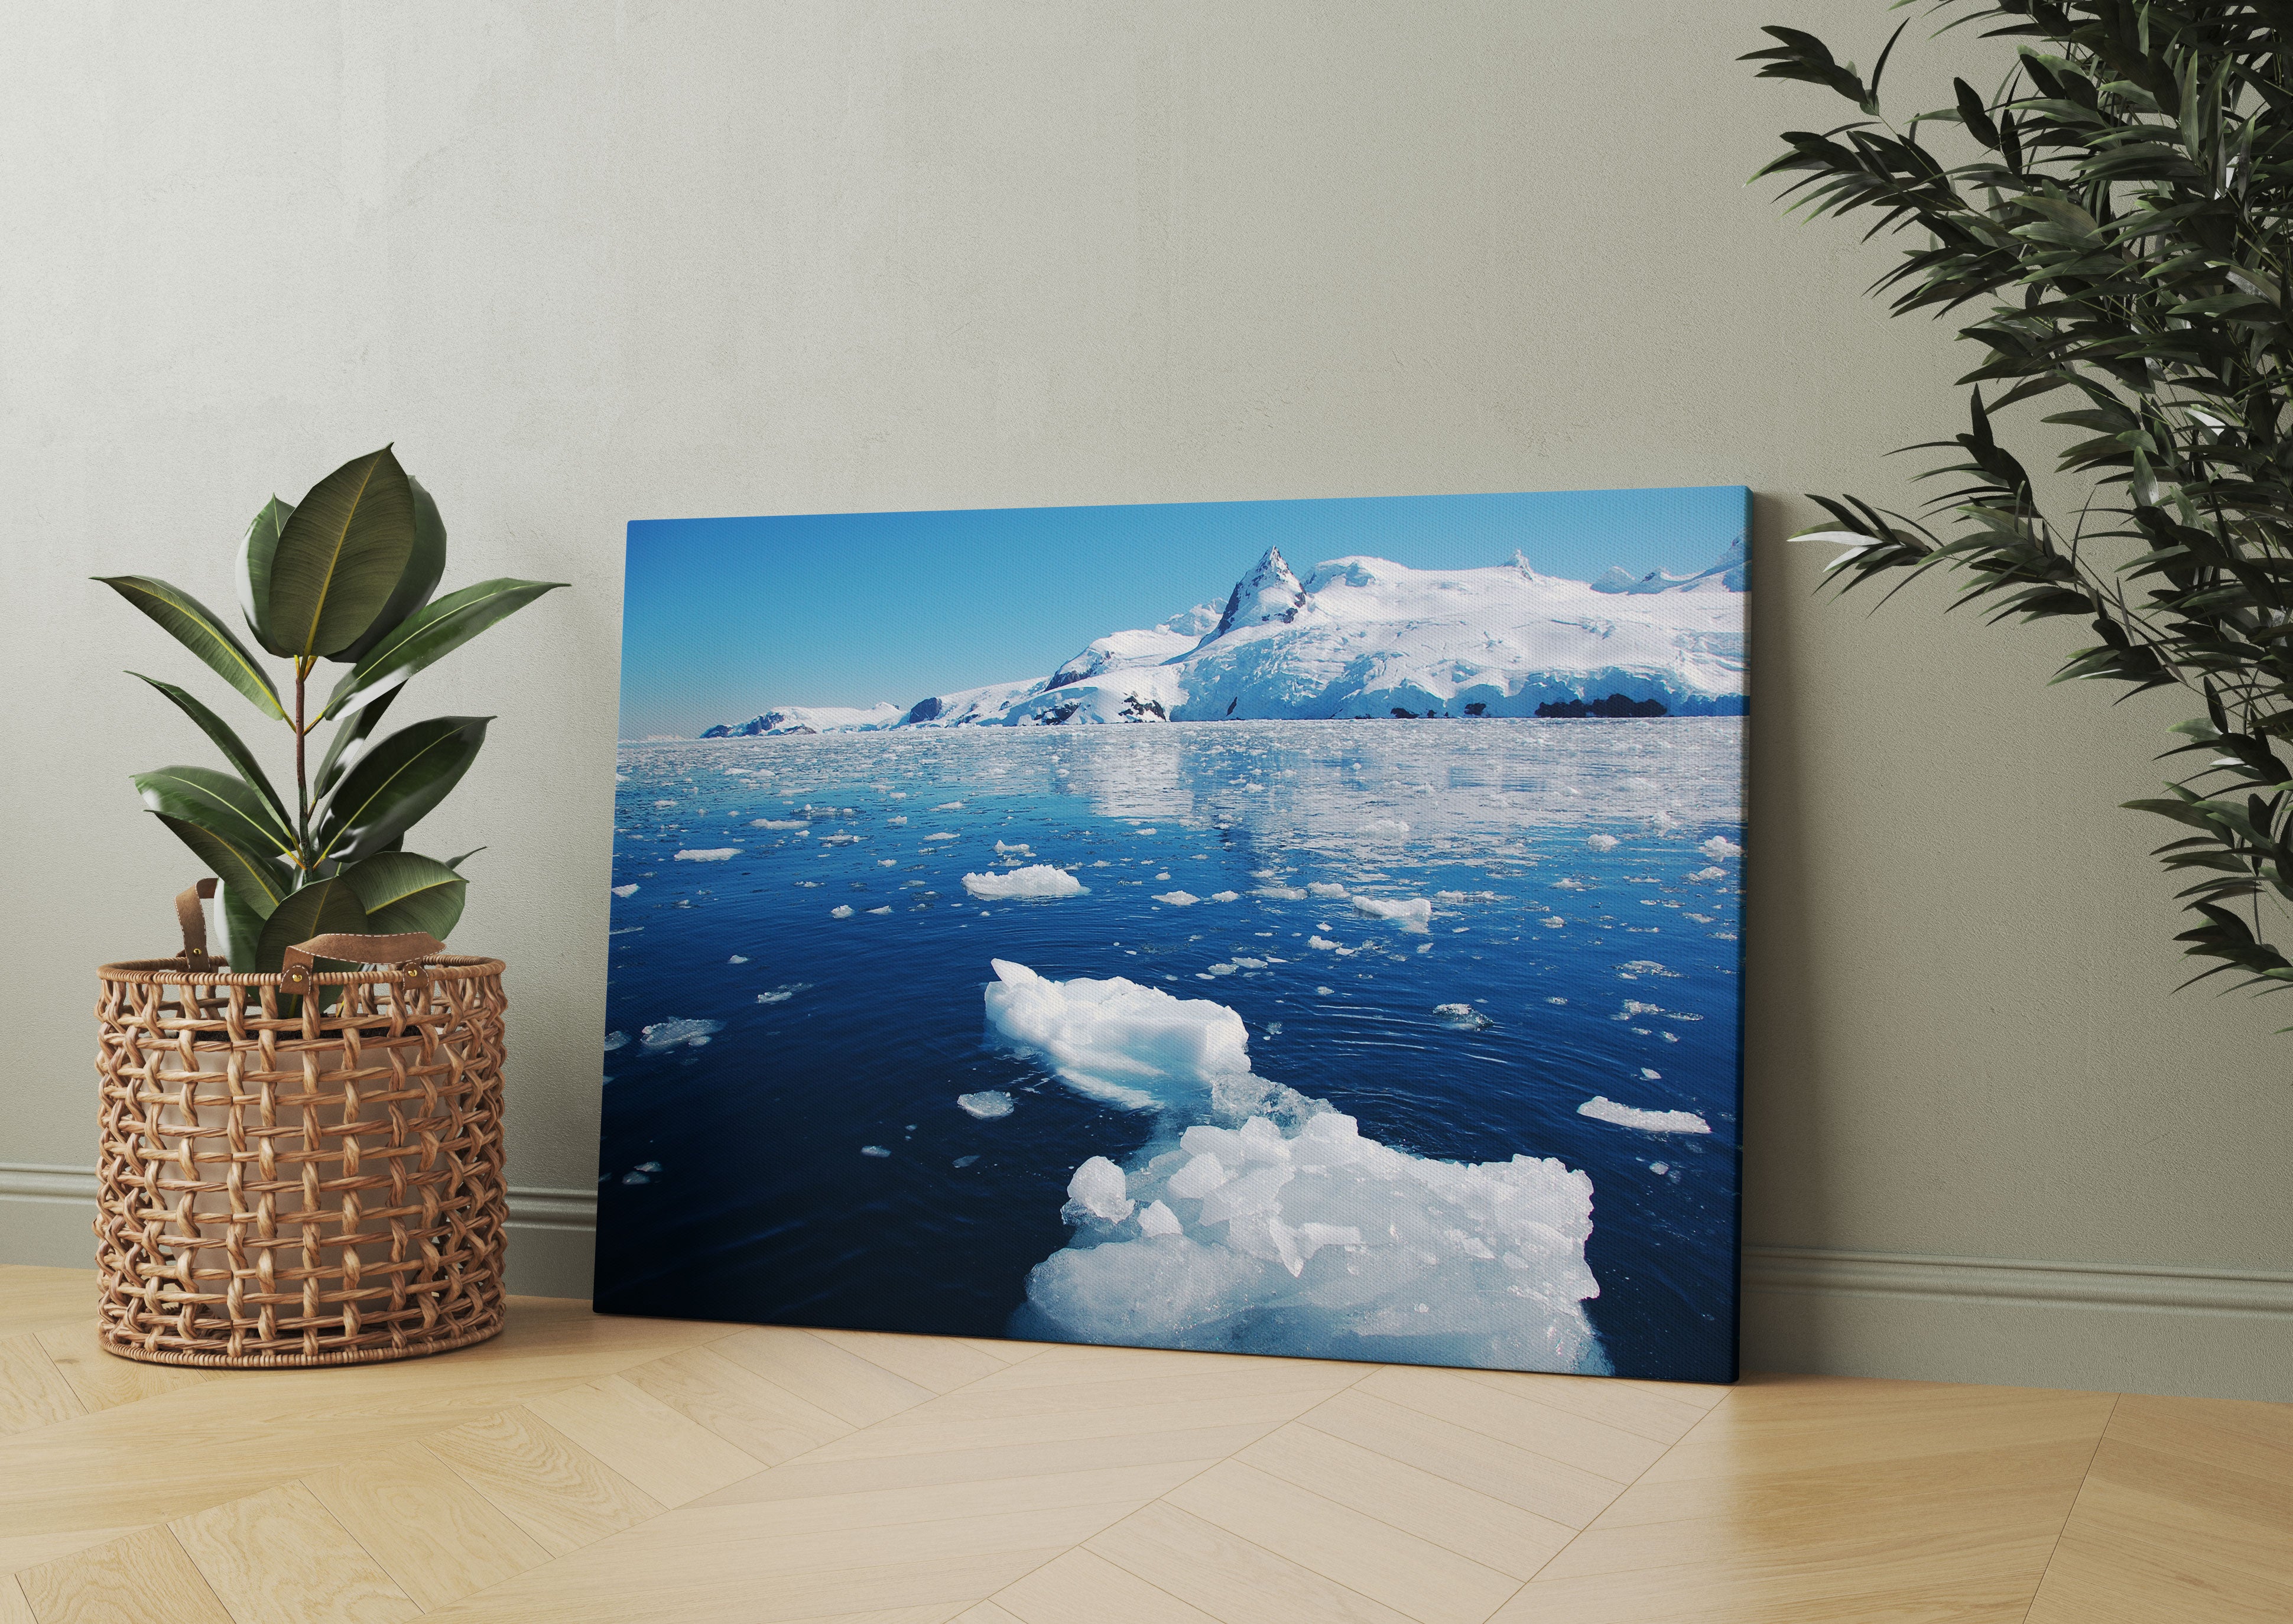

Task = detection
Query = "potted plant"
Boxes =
[89,447,563,1368]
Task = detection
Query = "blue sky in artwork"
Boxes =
[619,485,1748,738]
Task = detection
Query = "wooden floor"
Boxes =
[1,1266,2285,1623]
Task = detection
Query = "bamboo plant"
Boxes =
[1746,2,2293,1003]
[100,447,563,971]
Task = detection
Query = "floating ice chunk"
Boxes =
[957,1090,1015,1120]
[1063,1157,1135,1225]
[1233,958,1268,970]
[1209,891,1240,904]
[1552,878,1589,891]
[964,865,1088,899]
[1254,886,1309,901]
[888,816,908,826]
[639,1018,724,1050]
[674,847,742,862]
[1023,1107,1606,1372]
[861,1145,891,1157]
[831,905,855,918]
[1688,866,1725,882]
[1204,962,1238,976]
[652,799,677,808]
[995,840,1032,856]
[1137,1200,1183,1239]
[1316,986,1336,995]
[983,959,1252,1111]
[729,954,749,964]
[1433,1003,1494,1030]
[1650,1161,1670,1175]
[953,1154,981,1168]
[932,802,965,810]
[879,859,898,868]
[1357,817,1411,837]
[1353,896,1434,933]
[1578,1096,1710,1133]
[867,905,892,914]
[1436,891,1470,902]
[820,833,861,846]
[1539,917,1566,928]
[752,819,806,829]
[1153,891,1200,907]
[1617,960,1678,977]
[603,1031,629,1051]
[923,831,959,841]
[622,1170,650,1184]
[1307,936,1343,951]
[1639,1067,1662,1081]
[756,982,813,1004]
[1700,836,1743,860]
[611,884,639,898]
[1586,834,1619,852]
[1306,882,1349,899]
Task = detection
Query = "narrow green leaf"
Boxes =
[135,765,294,857]
[314,715,491,863]
[235,496,295,656]
[96,576,286,720]
[311,684,401,802]
[268,446,417,659]
[444,846,484,871]
[130,674,290,829]
[150,814,290,916]
[254,876,371,976]
[217,881,267,971]
[333,475,449,665]
[319,577,566,722]
[340,850,467,939]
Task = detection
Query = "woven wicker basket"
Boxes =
[92,882,509,1368]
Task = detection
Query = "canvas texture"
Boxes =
[597,487,1747,1382]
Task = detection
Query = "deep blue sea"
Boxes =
[594,718,1743,1382]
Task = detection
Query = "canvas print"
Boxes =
[598,486,1747,1382]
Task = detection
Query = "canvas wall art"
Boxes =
[598,486,1747,1382]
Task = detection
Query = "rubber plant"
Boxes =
[99,447,564,971]
[1746,2,2293,1003]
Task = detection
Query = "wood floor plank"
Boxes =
[1090,1500,1417,1624]
[712,1327,938,1428]
[304,1441,554,1610]
[698,1424,1261,1509]
[954,1603,1027,1624]
[995,1548,1221,1624]
[1167,1459,1520,1624]
[0,1336,83,1436]
[524,1375,768,1505]
[170,1482,418,1624]
[1446,1366,1712,1445]
[1295,1388,1623,1528]
[34,1330,212,1415]
[807,1330,1013,1395]
[672,1460,1196,1542]
[421,1408,665,1556]
[619,1344,856,1466]
[17,1527,234,1624]
[1356,1366,1666,1485]
[0,1576,30,1624]
[1238,1421,1571,1581]
[0,1269,99,1337]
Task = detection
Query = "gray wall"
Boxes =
[4,2,2285,1401]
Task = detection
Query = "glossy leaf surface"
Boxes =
[96,577,285,720]
[267,446,416,658]
[314,715,491,863]
[131,674,290,829]
[320,576,566,721]
[341,850,467,939]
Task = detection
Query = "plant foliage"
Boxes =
[101,447,564,970]
[1746,1,2293,1003]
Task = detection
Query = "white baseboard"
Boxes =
[7,1164,2285,1399]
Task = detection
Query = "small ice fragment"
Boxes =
[1353,895,1433,933]
[1137,1200,1183,1238]
[621,1171,650,1184]
[933,802,965,810]
[729,954,749,964]
[867,905,892,914]
[957,1090,1015,1120]
[674,847,741,862]
[1306,882,1349,899]
[1639,1067,1662,1081]
[610,884,639,898]
[1153,891,1200,907]
[888,816,908,826]
[964,866,1088,899]
[635,1161,661,1172]
[1253,886,1308,900]
[603,1031,629,1051]
[1650,1161,1670,1175]
[1307,936,1342,950]
[1433,1002,1494,1030]
[1578,1096,1711,1133]
[1062,1156,1135,1224]
[639,1018,724,1049]
[752,819,806,829]
[1209,891,1239,903]
[1546,997,1567,1005]
[1316,985,1335,995]
[995,840,1032,856]
[1204,963,1238,976]
[831,905,855,918]
[954,1154,981,1168]
[1540,917,1566,928]
[861,1145,891,1157]
[879,859,898,868]
[924,831,959,841]
[652,799,677,808]
[1586,833,1619,852]
[1357,817,1411,836]
[1701,836,1743,860]
[1688,866,1726,881]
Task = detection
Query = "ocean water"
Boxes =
[595,718,1744,1382]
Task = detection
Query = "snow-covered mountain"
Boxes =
[697,541,1745,736]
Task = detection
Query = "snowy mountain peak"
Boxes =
[1214,547,1307,637]
[1590,536,1746,596]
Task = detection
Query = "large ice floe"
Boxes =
[961,865,1088,899]
[984,959,1608,1373]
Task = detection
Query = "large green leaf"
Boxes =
[311,684,401,801]
[217,881,268,972]
[319,576,566,722]
[313,715,491,863]
[334,475,449,665]
[341,850,467,939]
[135,765,295,858]
[235,496,295,656]
[131,674,290,829]
[151,814,291,917]
[96,576,285,720]
[268,447,417,660]
[254,876,371,976]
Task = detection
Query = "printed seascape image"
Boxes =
[598,486,1748,1382]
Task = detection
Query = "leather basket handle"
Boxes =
[175,880,219,972]
[280,931,447,988]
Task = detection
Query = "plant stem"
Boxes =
[294,658,310,865]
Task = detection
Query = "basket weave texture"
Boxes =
[93,954,509,1367]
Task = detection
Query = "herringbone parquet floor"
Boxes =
[1,1265,2286,1623]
